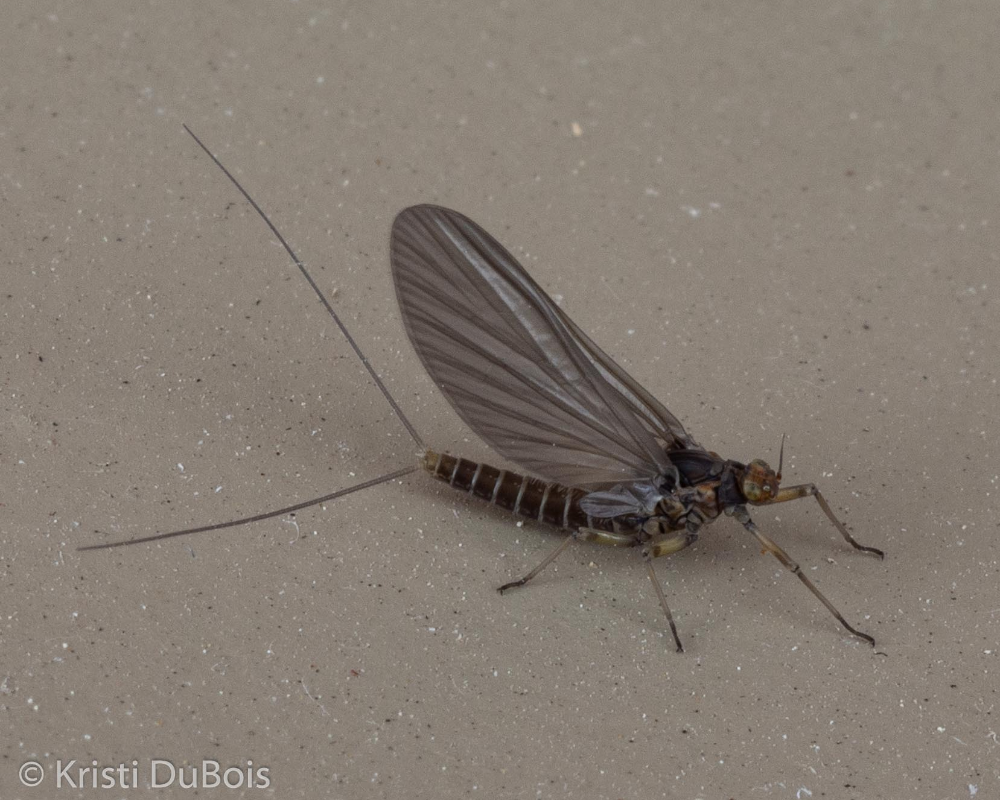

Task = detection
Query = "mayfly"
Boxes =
[81,126,885,652]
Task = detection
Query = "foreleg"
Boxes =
[763,483,884,558]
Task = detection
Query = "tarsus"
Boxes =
[181,123,424,450]
[78,466,416,551]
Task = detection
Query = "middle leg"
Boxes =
[740,516,876,646]
[642,529,699,653]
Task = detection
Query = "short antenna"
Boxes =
[777,433,786,480]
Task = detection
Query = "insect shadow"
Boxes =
[80,125,885,653]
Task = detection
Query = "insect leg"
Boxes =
[497,527,636,594]
[763,484,884,558]
[497,532,578,594]
[641,531,697,652]
[645,529,698,558]
[740,516,876,647]
[575,528,639,547]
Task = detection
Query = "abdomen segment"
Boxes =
[422,449,613,532]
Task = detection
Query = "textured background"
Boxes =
[2,1,998,797]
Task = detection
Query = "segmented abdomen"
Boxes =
[422,449,614,532]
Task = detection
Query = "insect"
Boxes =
[81,126,885,652]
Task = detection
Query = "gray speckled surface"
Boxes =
[2,2,997,797]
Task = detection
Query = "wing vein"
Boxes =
[390,205,694,488]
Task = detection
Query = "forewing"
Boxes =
[555,309,699,451]
[390,205,691,488]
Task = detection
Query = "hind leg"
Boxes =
[497,528,636,593]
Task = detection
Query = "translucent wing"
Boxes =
[390,205,696,489]
[579,482,665,519]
